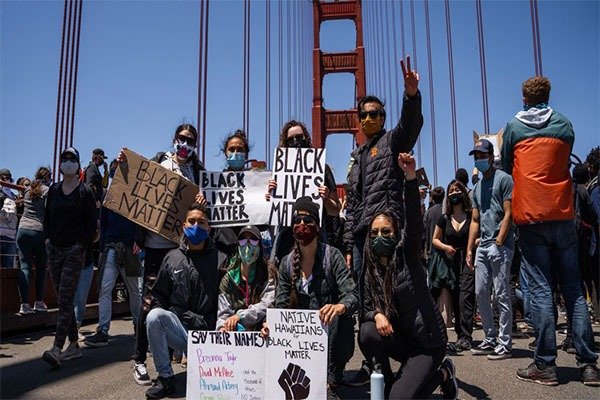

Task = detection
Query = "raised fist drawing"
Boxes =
[278,362,311,400]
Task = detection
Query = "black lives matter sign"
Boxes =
[103,149,198,243]
[269,147,326,227]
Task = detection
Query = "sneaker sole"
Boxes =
[61,353,82,361]
[583,381,600,387]
[42,352,61,367]
[84,341,109,348]
[487,353,512,360]
[471,350,494,355]
[134,375,153,386]
[516,375,558,386]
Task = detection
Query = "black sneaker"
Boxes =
[439,357,458,399]
[581,365,600,387]
[559,338,576,354]
[84,331,109,347]
[528,339,537,351]
[516,362,558,386]
[134,363,152,386]
[470,340,496,355]
[487,344,511,360]
[145,376,176,399]
[345,363,370,387]
[455,338,472,352]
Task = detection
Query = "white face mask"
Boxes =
[60,161,79,176]
[174,140,195,160]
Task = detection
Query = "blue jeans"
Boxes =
[475,244,513,348]
[1,234,17,268]
[16,228,47,303]
[73,262,94,327]
[146,308,188,378]
[98,248,141,334]
[519,221,598,367]
[519,261,532,328]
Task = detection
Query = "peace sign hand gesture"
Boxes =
[400,55,419,98]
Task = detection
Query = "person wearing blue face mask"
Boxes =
[222,129,250,171]
[216,225,276,332]
[144,203,219,399]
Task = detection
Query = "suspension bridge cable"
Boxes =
[201,0,210,164]
[445,0,459,171]
[424,0,438,186]
[196,0,205,160]
[475,0,490,134]
[409,0,421,165]
[265,0,271,165]
[53,0,69,181]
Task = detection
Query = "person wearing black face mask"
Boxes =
[266,120,342,264]
[269,196,357,400]
[360,153,458,399]
[144,203,219,399]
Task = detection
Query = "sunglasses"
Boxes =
[239,238,259,247]
[177,134,196,146]
[293,215,316,225]
[359,110,384,120]
[369,227,394,237]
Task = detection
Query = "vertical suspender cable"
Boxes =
[530,0,543,76]
[445,0,458,171]
[409,0,421,165]
[196,0,204,158]
[399,0,406,59]
[475,0,490,134]
[242,0,248,135]
[265,0,271,165]
[534,0,543,76]
[384,1,396,126]
[201,0,210,164]
[58,0,73,173]
[424,0,438,186]
[377,2,386,102]
[391,0,401,121]
[64,0,78,149]
[53,0,69,181]
[278,1,282,129]
[286,2,291,119]
[68,0,82,148]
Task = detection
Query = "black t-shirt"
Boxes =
[84,162,104,202]
[436,213,470,251]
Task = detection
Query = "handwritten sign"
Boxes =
[200,171,272,228]
[187,331,266,400]
[270,148,326,227]
[264,309,328,400]
[103,149,198,243]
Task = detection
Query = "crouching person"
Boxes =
[145,203,219,399]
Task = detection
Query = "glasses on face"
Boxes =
[0,175,11,181]
[286,135,307,147]
[239,238,259,247]
[359,110,384,120]
[177,134,196,146]
[293,215,316,225]
[369,227,394,237]
[61,157,77,163]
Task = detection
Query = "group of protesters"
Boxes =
[1,56,599,399]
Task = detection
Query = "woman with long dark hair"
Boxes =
[430,180,474,352]
[359,153,458,399]
[216,225,276,331]
[16,167,51,315]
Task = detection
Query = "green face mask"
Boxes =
[370,235,396,258]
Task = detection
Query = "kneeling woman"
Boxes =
[359,153,458,399]
[269,196,358,397]
[217,225,276,331]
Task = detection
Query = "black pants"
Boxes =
[133,247,173,363]
[359,321,445,399]
[457,261,475,342]
[328,315,356,386]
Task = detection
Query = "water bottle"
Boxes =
[370,360,384,400]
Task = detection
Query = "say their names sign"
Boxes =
[200,170,272,227]
[264,309,328,400]
[187,331,266,400]
[103,149,198,243]
[270,147,326,227]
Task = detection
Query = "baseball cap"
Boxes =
[238,225,261,240]
[93,148,108,159]
[61,147,80,163]
[469,139,494,156]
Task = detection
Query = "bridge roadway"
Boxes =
[1,315,598,399]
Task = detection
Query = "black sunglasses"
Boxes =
[293,215,316,225]
[177,134,196,146]
[359,110,384,120]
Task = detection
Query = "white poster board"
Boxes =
[200,170,272,227]
[269,148,326,227]
[264,309,328,400]
[187,330,266,399]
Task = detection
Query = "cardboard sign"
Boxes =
[200,170,272,228]
[103,149,198,243]
[270,148,326,227]
[187,331,266,400]
[264,309,328,400]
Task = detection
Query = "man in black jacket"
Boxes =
[344,55,423,386]
[144,203,219,399]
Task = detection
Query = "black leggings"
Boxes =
[359,321,445,399]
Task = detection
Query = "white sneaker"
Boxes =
[33,301,48,312]
[18,303,34,315]
[133,362,152,386]
[42,345,62,367]
[61,342,82,361]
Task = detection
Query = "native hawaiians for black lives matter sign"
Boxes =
[103,149,198,243]
[200,171,271,227]
[270,147,326,227]
[187,331,266,400]
[264,309,328,399]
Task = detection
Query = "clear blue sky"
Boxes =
[1,0,598,190]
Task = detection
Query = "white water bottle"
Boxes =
[370,361,384,400]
